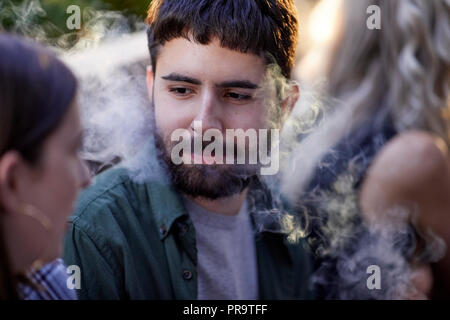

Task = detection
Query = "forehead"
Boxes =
[155,37,266,83]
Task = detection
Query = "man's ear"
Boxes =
[146,65,155,101]
[281,81,300,124]
[281,81,299,116]
[0,151,22,214]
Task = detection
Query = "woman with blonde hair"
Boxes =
[285,0,449,299]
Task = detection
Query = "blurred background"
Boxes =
[0,0,326,76]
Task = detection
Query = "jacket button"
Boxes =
[183,270,192,280]
[180,223,189,235]
[159,224,167,235]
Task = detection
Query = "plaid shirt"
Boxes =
[17,258,77,300]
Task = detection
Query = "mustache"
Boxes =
[170,136,246,158]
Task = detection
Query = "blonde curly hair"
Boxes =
[327,0,450,144]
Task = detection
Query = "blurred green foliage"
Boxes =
[0,0,150,47]
[42,0,150,27]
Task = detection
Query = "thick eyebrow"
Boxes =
[161,73,202,85]
[216,80,260,89]
[161,73,259,89]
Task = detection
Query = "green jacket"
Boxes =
[63,140,314,300]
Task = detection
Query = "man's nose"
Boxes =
[192,90,223,133]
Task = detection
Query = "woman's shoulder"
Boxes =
[365,130,449,189]
[360,130,450,228]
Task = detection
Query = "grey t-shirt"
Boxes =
[182,195,258,300]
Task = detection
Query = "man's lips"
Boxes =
[191,152,217,164]
[177,149,242,165]
[179,151,219,164]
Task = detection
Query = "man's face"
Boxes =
[148,37,272,199]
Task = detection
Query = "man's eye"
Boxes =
[225,92,252,101]
[169,87,194,95]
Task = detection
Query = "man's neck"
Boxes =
[188,189,249,216]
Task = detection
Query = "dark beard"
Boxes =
[153,127,257,200]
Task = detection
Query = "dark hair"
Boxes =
[0,34,77,299]
[146,0,298,79]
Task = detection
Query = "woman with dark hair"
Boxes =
[0,34,90,299]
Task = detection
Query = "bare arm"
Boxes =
[360,130,450,298]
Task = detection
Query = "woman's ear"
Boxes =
[146,65,155,101]
[0,151,22,214]
[281,81,300,116]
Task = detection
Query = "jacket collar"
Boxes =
[136,136,189,240]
